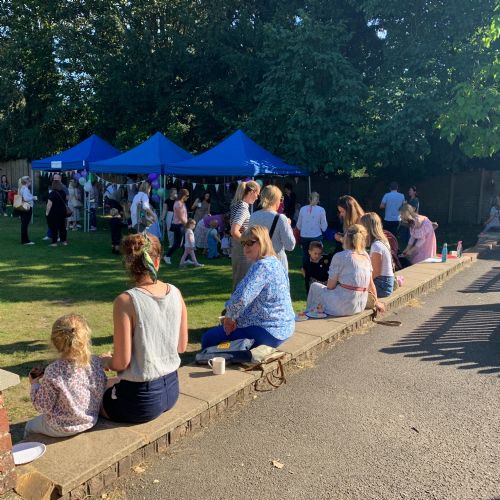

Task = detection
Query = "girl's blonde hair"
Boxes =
[231,181,260,207]
[185,218,196,228]
[51,314,92,367]
[309,192,320,205]
[399,202,416,223]
[259,185,282,210]
[360,212,389,247]
[337,195,365,230]
[241,225,276,259]
[139,181,151,194]
[343,224,367,252]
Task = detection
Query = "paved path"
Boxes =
[110,251,500,500]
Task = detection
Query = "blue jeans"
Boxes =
[201,325,283,349]
[374,275,394,298]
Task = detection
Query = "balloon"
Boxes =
[256,179,263,187]
[152,188,158,195]
[79,177,86,186]
[89,173,96,182]
[81,170,87,177]
[156,188,164,197]
[148,173,159,182]
[151,194,160,203]
[151,180,160,189]
[84,181,92,192]
[73,173,80,181]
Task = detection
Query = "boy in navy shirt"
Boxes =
[303,241,333,294]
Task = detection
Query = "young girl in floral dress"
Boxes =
[25,314,107,438]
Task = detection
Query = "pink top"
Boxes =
[408,216,436,264]
[173,200,187,224]
[30,356,107,434]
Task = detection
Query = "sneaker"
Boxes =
[90,227,97,232]
[24,241,35,246]
[194,263,205,267]
[42,236,50,241]
[163,256,172,265]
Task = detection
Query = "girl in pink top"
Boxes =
[400,203,436,264]
[25,314,107,438]
[164,188,189,264]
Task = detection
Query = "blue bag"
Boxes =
[195,338,255,365]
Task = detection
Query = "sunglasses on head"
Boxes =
[240,239,258,247]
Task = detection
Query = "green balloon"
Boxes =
[79,177,86,186]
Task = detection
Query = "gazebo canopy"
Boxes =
[32,134,120,171]
[169,130,308,177]
[90,132,192,174]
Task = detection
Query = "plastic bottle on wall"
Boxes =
[441,242,448,262]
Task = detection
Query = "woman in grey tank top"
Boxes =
[100,233,188,423]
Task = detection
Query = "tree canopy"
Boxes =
[0,0,498,175]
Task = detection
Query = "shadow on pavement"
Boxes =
[381,304,500,375]
[459,267,500,293]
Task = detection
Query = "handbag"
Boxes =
[13,194,30,212]
[55,191,72,218]
[195,338,254,365]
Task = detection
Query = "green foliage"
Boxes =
[437,6,500,158]
[0,0,498,175]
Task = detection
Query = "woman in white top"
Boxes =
[18,176,37,245]
[360,212,394,298]
[249,185,295,273]
[130,181,155,232]
[296,191,328,268]
[100,233,188,423]
[482,196,500,233]
[68,179,82,230]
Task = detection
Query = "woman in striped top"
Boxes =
[230,180,260,289]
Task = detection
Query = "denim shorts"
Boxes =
[374,275,394,298]
[102,371,179,423]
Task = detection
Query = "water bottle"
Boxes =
[457,241,463,258]
[441,242,448,262]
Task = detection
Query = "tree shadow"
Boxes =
[459,267,500,293]
[380,304,500,375]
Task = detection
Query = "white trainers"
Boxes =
[163,256,172,265]
[42,236,50,241]
[194,263,205,267]
[24,241,35,246]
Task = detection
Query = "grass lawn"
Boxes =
[0,207,307,431]
[0,206,479,435]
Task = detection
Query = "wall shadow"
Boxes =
[380,304,500,375]
[459,267,500,293]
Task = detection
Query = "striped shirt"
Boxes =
[230,201,250,232]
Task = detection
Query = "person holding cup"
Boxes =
[201,225,294,349]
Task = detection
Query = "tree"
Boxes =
[437,7,500,158]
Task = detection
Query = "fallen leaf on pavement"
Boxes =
[272,460,285,469]
[132,464,146,474]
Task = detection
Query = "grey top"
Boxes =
[249,210,296,272]
[118,285,182,382]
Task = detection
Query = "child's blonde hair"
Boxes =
[209,219,219,228]
[51,314,92,367]
[185,218,196,229]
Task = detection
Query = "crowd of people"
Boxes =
[16,173,450,441]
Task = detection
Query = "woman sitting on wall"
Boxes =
[201,225,294,349]
[306,224,385,316]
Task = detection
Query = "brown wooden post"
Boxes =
[447,173,455,223]
[477,168,486,224]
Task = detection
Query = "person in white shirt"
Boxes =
[360,212,394,298]
[296,192,328,268]
[380,181,405,236]
[131,181,155,232]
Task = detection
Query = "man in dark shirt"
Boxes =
[303,240,333,294]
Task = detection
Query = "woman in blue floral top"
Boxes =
[201,225,295,348]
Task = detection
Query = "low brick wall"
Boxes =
[0,394,16,496]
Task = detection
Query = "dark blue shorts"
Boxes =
[102,371,179,423]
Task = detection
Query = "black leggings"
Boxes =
[47,214,67,243]
[166,223,184,257]
[20,208,32,244]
